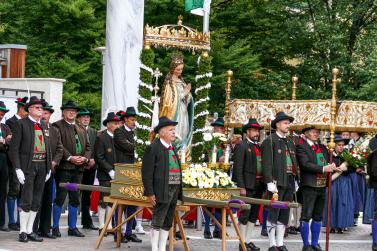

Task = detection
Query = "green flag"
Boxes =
[185,0,211,16]
[185,0,204,12]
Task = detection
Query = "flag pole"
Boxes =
[203,10,209,33]
[325,67,339,251]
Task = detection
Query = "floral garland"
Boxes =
[191,54,213,162]
[136,49,155,159]
[182,163,235,188]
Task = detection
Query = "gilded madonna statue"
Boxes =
[159,53,194,151]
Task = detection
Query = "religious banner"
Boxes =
[228,99,377,132]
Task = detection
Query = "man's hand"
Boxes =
[69,156,81,165]
[87,159,95,168]
[218,156,225,163]
[148,195,156,207]
[356,168,365,174]
[267,182,278,193]
[323,163,336,173]
[240,188,247,196]
[51,161,57,174]
[109,170,115,180]
[16,169,25,185]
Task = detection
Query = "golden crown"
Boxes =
[144,15,210,53]
[171,53,184,65]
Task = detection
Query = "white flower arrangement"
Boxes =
[193,110,209,120]
[139,81,154,91]
[195,82,212,95]
[138,111,151,119]
[195,72,213,82]
[135,121,151,131]
[138,96,152,104]
[194,96,210,107]
[140,63,154,74]
[182,163,235,189]
[203,132,213,142]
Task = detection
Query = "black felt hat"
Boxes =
[301,125,317,134]
[211,117,225,127]
[60,100,80,111]
[271,112,294,129]
[25,96,44,112]
[15,97,28,106]
[77,108,93,117]
[334,135,350,145]
[41,99,54,113]
[103,112,121,126]
[242,118,263,133]
[154,116,178,133]
[121,107,137,119]
[0,101,9,113]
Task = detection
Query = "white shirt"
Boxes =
[160,138,172,149]
[306,138,316,147]
[246,137,258,145]
[276,131,287,138]
[28,115,41,124]
[106,130,114,138]
[64,120,75,125]
[124,124,132,132]
[15,114,21,120]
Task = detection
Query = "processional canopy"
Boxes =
[228,99,377,133]
[144,15,210,52]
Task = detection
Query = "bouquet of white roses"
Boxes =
[182,163,235,189]
[202,132,227,151]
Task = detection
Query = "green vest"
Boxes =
[168,148,181,184]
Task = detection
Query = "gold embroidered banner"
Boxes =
[228,99,377,132]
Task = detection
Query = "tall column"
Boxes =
[102,0,144,121]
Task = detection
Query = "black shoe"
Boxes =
[19,232,28,242]
[337,228,344,234]
[373,243,377,251]
[287,226,298,235]
[284,228,288,237]
[213,230,222,239]
[27,232,43,242]
[52,227,61,238]
[261,228,268,237]
[302,246,314,251]
[239,243,251,251]
[330,228,336,233]
[248,242,261,251]
[98,228,108,237]
[175,231,189,240]
[123,233,142,243]
[121,234,129,243]
[277,246,289,251]
[0,225,10,232]
[8,223,20,231]
[204,231,212,239]
[39,232,56,239]
[268,247,279,251]
[83,224,99,230]
[311,244,324,251]
[68,228,85,237]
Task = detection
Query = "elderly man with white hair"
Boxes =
[141,116,182,251]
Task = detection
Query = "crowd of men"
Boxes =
[0,96,376,251]
[0,97,143,244]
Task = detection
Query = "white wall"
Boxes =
[0,78,65,123]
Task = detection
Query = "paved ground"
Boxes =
[0,215,373,251]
